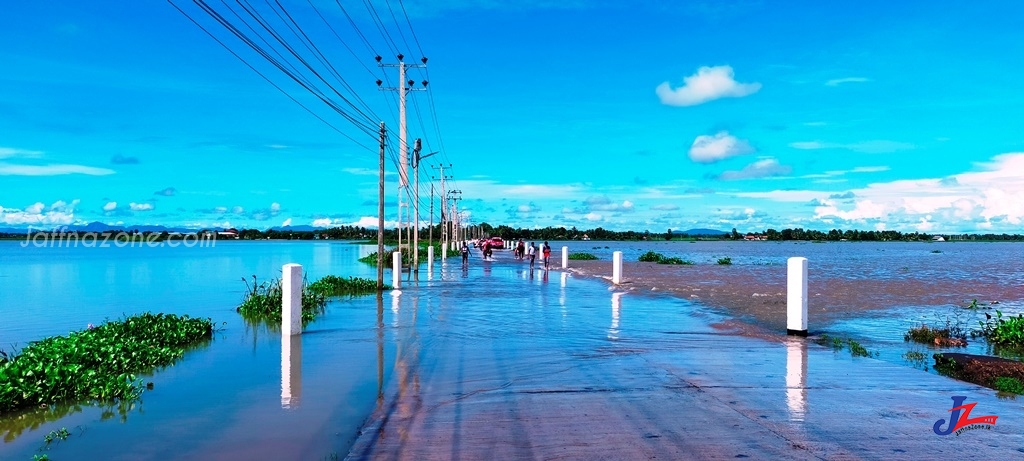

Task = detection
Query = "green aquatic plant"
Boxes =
[716,257,733,265]
[567,252,598,260]
[993,376,1024,395]
[976,310,1024,348]
[0,313,213,414]
[638,251,664,262]
[659,257,693,265]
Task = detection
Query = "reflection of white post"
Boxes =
[391,289,401,328]
[612,251,623,285]
[785,339,808,421]
[281,334,302,409]
[427,245,434,273]
[392,251,402,289]
[282,263,302,336]
[787,257,808,336]
[560,271,567,288]
[609,292,622,340]
[561,246,568,269]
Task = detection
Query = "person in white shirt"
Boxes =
[527,242,536,269]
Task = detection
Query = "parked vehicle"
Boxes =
[488,237,505,249]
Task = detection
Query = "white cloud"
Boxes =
[232,206,244,214]
[689,131,754,163]
[0,147,43,159]
[789,140,914,154]
[0,163,116,176]
[656,65,761,107]
[270,202,281,212]
[129,202,154,211]
[825,77,870,86]
[585,212,603,221]
[651,204,679,211]
[312,218,332,227]
[1,200,79,226]
[214,206,228,213]
[281,218,293,227]
[736,153,1024,231]
[717,158,792,180]
[103,202,117,212]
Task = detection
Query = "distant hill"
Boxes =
[681,228,728,236]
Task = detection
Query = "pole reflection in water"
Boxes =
[391,290,401,328]
[559,272,567,316]
[280,334,302,409]
[785,338,808,421]
[376,294,384,406]
[609,292,622,340]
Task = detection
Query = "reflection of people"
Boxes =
[542,241,551,270]
[461,242,470,265]
[527,242,536,269]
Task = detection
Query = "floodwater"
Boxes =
[0,239,1021,459]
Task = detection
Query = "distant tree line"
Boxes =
[3,225,1021,242]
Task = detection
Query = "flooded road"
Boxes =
[2,241,1023,459]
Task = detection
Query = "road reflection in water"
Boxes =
[609,292,623,340]
[785,338,808,421]
[280,334,302,409]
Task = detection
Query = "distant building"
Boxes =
[932,236,945,242]
[218,228,239,239]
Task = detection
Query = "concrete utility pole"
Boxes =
[429,184,434,247]
[411,139,438,273]
[377,122,386,291]
[432,164,451,253]
[449,189,462,245]
[377,54,427,259]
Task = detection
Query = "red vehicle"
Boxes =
[488,237,505,249]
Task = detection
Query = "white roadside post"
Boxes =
[562,246,568,269]
[427,245,434,272]
[392,251,402,289]
[612,251,623,285]
[282,263,303,336]
[787,257,808,336]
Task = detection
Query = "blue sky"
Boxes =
[2,1,1023,233]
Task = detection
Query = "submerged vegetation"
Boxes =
[904,324,967,347]
[567,252,598,260]
[0,313,213,414]
[237,275,385,325]
[815,334,878,358]
[934,353,1024,395]
[975,310,1024,349]
[716,257,733,265]
[637,251,693,265]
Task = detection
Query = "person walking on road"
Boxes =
[527,242,537,269]
[542,241,551,270]
[461,241,471,265]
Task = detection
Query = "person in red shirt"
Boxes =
[542,241,551,270]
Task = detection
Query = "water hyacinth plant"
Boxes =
[0,313,214,414]
[637,251,693,265]
[567,252,598,260]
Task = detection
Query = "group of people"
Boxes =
[460,239,552,270]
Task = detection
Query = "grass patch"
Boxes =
[238,275,385,325]
[567,252,598,260]
[0,313,214,414]
[815,334,878,358]
[307,275,387,297]
[237,276,326,324]
[659,257,693,265]
[716,257,733,265]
